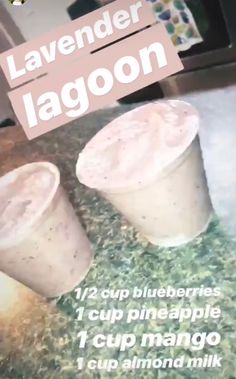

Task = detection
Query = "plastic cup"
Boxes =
[0,162,93,298]
[0,271,37,324]
[76,101,212,247]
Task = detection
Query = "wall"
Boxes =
[0,2,25,123]
[0,0,73,40]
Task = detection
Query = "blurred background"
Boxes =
[0,0,236,127]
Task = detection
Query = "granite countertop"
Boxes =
[0,96,236,379]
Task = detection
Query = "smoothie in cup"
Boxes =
[76,101,212,247]
[0,162,93,298]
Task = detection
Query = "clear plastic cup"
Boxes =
[0,271,37,324]
[0,162,93,298]
[76,101,212,247]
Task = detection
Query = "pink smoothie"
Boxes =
[0,164,56,248]
[77,101,199,192]
[76,101,212,247]
[0,162,93,297]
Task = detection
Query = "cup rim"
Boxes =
[77,100,199,194]
[0,161,60,250]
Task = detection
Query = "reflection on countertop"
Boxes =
[161,62,236,96]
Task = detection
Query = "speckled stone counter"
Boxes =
[0,96,236,379]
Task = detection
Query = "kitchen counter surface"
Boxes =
[0,88,236,379]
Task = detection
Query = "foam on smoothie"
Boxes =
[0,164,56,244]
[77,101,199,192]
